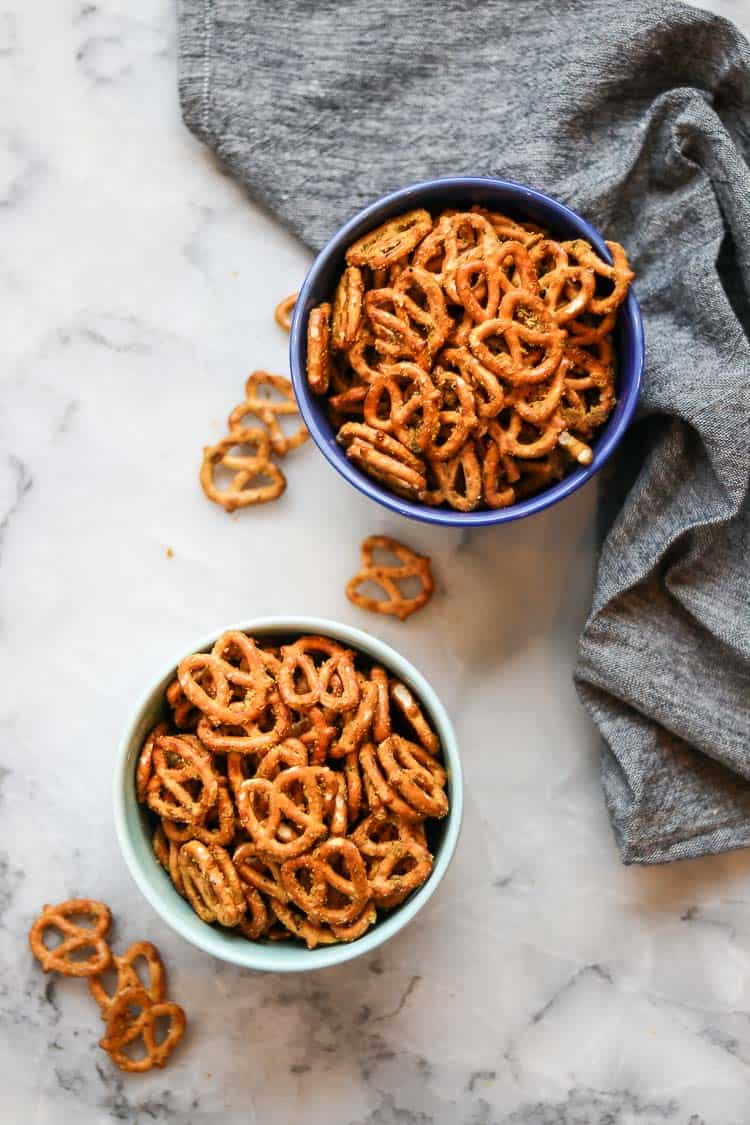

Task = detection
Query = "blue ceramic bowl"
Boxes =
[113,617,463,972]
[290,176,644,527]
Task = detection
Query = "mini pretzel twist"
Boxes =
[178,840,247,927]
[346,209,433,269]
[88,940,165,1019]
[200,427,286,512]
[280,837,371,927]
[29,899,112,977]
[469,289,564,386]
[237,766,330,861]
[161,782,236,847]
[197,689,291,755]
[367,839,433,909]
[346,535,434,621]
[274,292,297,332]
[99,986,186,1073]
[145,735,219,824]
[228,371,308,458]
[178,630,271,726]
[332,266,365,351]
[337,422,427,499]
[562,239,635,315]
[306,302,332,393]
[424,442,482,511]
[360,736,448,822]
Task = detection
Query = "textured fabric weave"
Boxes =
[177,0,750,863]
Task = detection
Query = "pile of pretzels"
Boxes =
[137,631,449,949]
[305,206,635,511]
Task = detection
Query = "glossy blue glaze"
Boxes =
[290,177,644,527]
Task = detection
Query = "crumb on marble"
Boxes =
[165,548,174,559]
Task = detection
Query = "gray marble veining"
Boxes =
[2,0,750,1122]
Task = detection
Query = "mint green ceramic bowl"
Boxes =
[113,616,463,972]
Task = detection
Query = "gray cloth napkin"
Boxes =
[177,0,750,864]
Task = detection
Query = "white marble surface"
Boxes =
[3,1,750,1122]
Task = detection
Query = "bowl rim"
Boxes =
[290,174,644,527]
[113,615,464,973]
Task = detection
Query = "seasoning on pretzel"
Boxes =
[29,899,113,977]
[135,631,449,949]
[346,535,434,621]
[200,427,286,512]
[304,205,634,511]
[200,360,308,513]
[28,900,187,1073]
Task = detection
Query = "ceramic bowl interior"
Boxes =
[290,176,644,527]
[113,617,463,972]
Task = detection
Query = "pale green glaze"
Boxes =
[113,617,463,972]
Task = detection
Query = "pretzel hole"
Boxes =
[390,852,420,878]
[583,387,604,409]
[216,635,252,667]
[325,851,354,882]
[120,1033,149,1063]
[275,413,304,440]
[151,1013,174,1048]
[369,543,404,568]
[420,250,446,276]
[66,940,101,967]
[353,576,392,604]
[129,953,155,987]
[371,821,400,846]
[277,821,300,844]
[253,705,281,734]
[251,789,273,821]
[450,460,469,497]
[483,331,510,357]
[594,273,615,301]
[244,466,282,489]
[40,927,65,951]
[370,387,394,423]
[94,963,119,997]
[292,867,315,894]
[225,437,267,461]
[323,669,346,700]
[400,280,430,313]
[328,887,350,909]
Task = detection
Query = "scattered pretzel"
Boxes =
[29,899,112,977]
[346,535,434,621]
[305,206,633,510]
[200,427,286,512]
[200,317,309,513]
[136,631,449,948]
[228,371,309,458]
[89,940,165,1018]
[99,986,186,1073]
[274,292,297,332]
[29,901,186,1073]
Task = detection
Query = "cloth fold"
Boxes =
[177,0,750,863]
